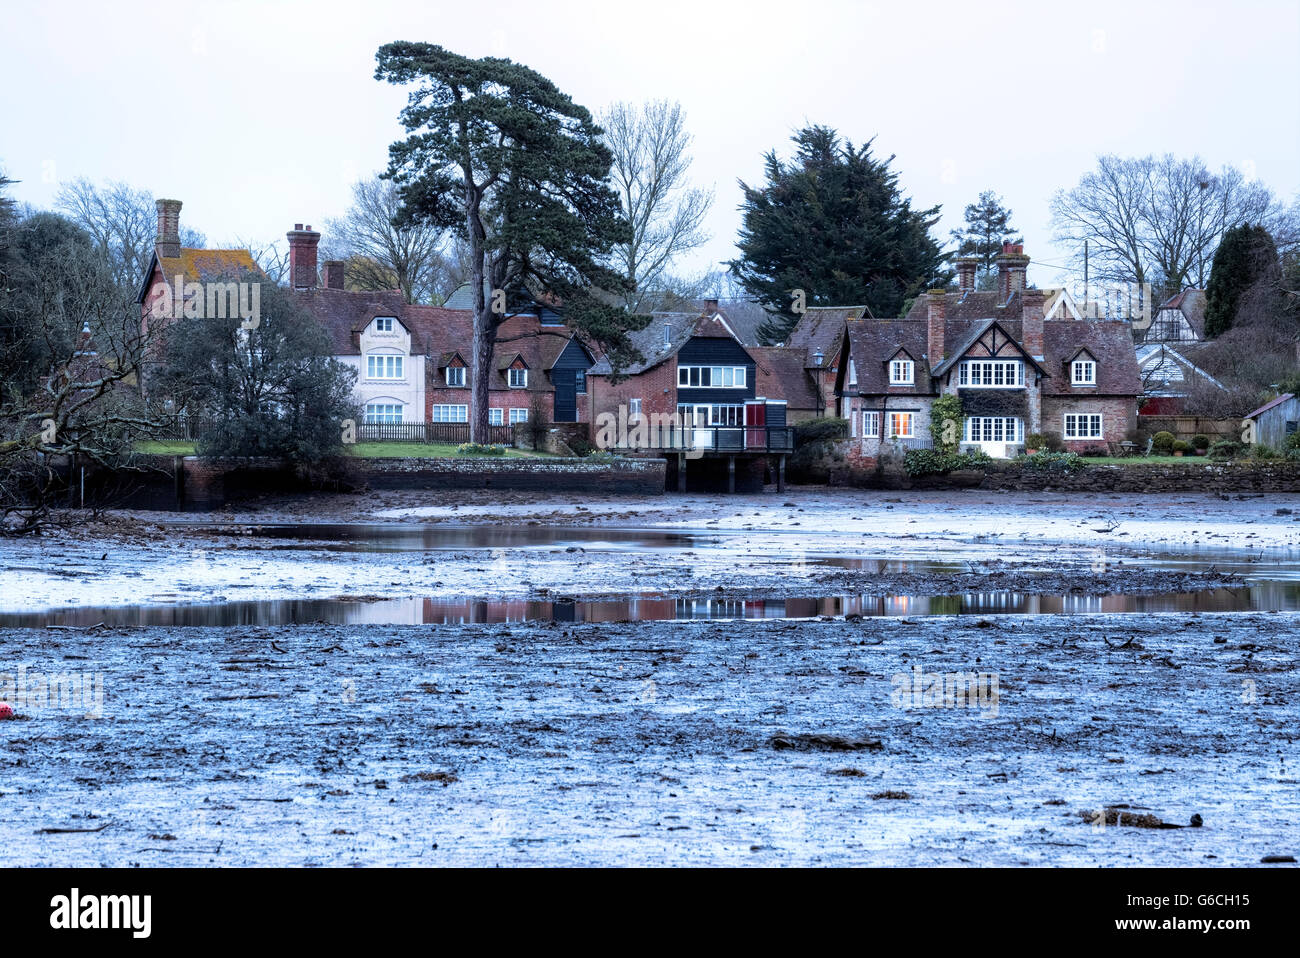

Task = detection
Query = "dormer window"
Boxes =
[889,359,914,385]
[374,317,394,333]
[1071,359,1096,386]
[445,366,465,387]
[509,367,528,388]
[848,359,857,387]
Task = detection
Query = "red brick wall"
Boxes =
[588,361,678,428]
[1042,396,1136,450]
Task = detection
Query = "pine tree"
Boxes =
[727,126,948,343]
[950,190,1020,286]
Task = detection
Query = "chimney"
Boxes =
[1021,287,1045,360]
[926,288,947,365]
[996,241,1030,303]
[702,298,719,316]
[956,256,979,294]
[155,199,182,260]
[322,260,346,290]
[287,223,321,290]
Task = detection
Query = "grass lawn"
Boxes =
[133,441,197,455]
[1081,455,1213,465]
[346,442,548,459]
[132,441,549,459]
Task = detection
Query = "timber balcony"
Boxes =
[637,425,796,454]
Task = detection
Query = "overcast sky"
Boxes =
[3,0,1298,293]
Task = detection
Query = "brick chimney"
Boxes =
[287,223,321,290]
[155,199,182,260]
[702,298,719,316]
[1021,287,1046,361]
[956,256,979,294]
[322,260,346,290]
[926,288,947,365]
[996,242,1029,302]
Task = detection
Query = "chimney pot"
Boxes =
[287,223,322,290]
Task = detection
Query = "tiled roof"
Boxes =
[588,311,717,376]
[1156,288,1207,337]
[786,306,862,369]
[294,287,409,355]
[158,248,261,284]
[751,347,820,411]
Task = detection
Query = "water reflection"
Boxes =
[2,584,1296,628]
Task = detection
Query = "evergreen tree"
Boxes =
[375,43,636,441]
[1204,224,1280,338]
[728,126,948,343]
[950,190,1020,286]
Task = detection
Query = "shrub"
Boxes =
[1150,431,1176,455]
[1172,440,1192,453]
[1251,443,1280,460]
[584,450,619,463]
[566,435,597,457]
[902,448,992,477]
[1082,445,1109,458]
[1191,434,1211,450]
[793,417,849,446]
[1025,433,1046,451]
[1208,439,1244,460]
[456,442,507,457]
[1016,451,1086,473]
[1285,431,1300,453]
[1042,430,1065,453]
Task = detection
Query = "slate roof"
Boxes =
[587,311,729,376]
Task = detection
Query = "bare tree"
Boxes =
[1051,154,1282,297]
[55,179,206,289]
[601,99,713,312]
[234,236,291,286]
[321,175,459,304]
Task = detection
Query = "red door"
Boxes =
[745,401,766,449]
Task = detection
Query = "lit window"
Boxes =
[509,407,529,424]
[373,317,395,333]
[888,412,915,439]
[1063,413,1103,439]
[890,360,914,385]
[575,370,586,394]
[489,408,503,426]
[1071,360,1096,385]
[862,411,880,437]
[445,366,465,386]
[364,403,403,424]
[629,398,643,420]
[431,404,468,423]
[367,355,403,379]
[509,367,528,388]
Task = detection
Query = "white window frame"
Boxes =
[1063,413,1104,440]
[629,398,643,420]
[445,366,466,386]
[887,411,915,439]
[963,417,1022,443]
[848,359,857,387]
[373,317,395,333]
[366,354,404,380]
[431,404,468,423]
[489,408,503,426]
[862,410,880,438]
[889,359,914,385]
[508,367,528,388]
[958,359,1025,388]
[1071,359,1096,386]
[364,402,403,424]
[509,407,529,424]
[677,365,747,389]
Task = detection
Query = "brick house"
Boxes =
[784,306,864,417]
[835,244,1141,462]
